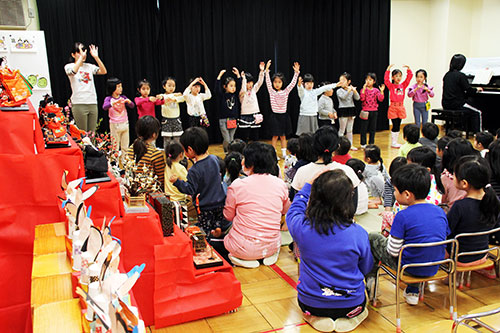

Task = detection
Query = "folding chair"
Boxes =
[454,303,500,333]
[370,239,457,333]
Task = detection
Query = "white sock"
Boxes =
[281,148,287,157]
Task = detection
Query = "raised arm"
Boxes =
[69,45,86,74]
[378,85,385,101]
[384,64,394,88]
[215,70,225,95]
[283,62,300,94]
[264,60,274,95]
[89,45,107,75]
[253,62,265,93]
[199,78,212,100]
[315,82,337,96]
[402,66,413,88]
[239,74,247,101]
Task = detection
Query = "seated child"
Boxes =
[331,136,353,164]
[224,152,245,187]
[407,146,444,206]
[436,135,451,174]
[287,169,372,332]
[419,122,439,152]
[399,124,422,158]
[164,141,187,201]
[447,155,500,265]
[381,157,407,236]
[474,131,494,158]
[227,138,247,155]
[288,133,316,201]
[441,138,478,208]
[363,145,389,206]
[346,158,369,214]
[170,127,226,238]
[366,164,449,306]
[284,138,299,187]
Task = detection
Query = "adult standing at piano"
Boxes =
[442,54,483,133]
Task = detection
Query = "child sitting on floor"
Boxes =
[346,158,369,215]
[366,164,450,306]
[223,152,245,187]
[381,157,407,236]
[287,169,372,332]
[474,131,494,158]
[284,138,299,187]
[363,144,389,207]
[164,141,187,201]
[331,136,352,165]
[170,127,226,239]
[419,122,439,152]
[399,124,421,158]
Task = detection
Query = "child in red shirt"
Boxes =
[331,136,353,164]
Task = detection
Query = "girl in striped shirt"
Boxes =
[265,60,300,159]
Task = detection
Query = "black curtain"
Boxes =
[38,0,390,143]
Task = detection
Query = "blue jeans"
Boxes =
[413,102,427,127]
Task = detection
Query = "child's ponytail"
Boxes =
[455,155,500,227]
[133,137,148,164]
[364,145,383,171]
[480,185,500,227]
[224,152,243,183]
[165,141,184,168]
[313,126,339,164]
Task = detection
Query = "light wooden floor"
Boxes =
[150,129,500,333]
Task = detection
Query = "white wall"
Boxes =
[390,0,500,123]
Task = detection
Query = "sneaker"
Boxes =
[303,313,335,332]
[228,254,260,268]
[335,306,369,332]
[403,289,419,305]
[263,250,280,266]
[350,146,359,151]
[391,142,402,148]
[360,145,366,150]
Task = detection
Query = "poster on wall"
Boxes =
[0,30,52,108]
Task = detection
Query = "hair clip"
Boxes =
[485,184,492,188]
[168,154,172,158]
[324,149,330,153]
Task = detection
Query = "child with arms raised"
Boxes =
[170,127,226,238]
[337,72,360,150]
[239,62,265,142]
[287,169,372,332]
[366,164,449,306]
[103,77,134,165]
[296,74,338,135]
[158,76,185,145]
[183,77,211,128]
[216,68,242,153]
[265,60,300,159]
[385,64,413,148]
[359,73,385,148]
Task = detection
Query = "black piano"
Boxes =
[464,58,500,133]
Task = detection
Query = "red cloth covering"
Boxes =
[0,100,45,155]
[153,224,242,328]
[82,172,125,220]
[0,104,84,332]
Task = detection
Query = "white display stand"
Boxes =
[0,30,52,109]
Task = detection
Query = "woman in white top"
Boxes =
[64,42,107,132]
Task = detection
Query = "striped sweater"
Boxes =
[265,70,299,114]
[127,143,166,188]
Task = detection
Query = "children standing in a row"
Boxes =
[159,77,185,145]
[135,79,164,118]
[239,62,265,142]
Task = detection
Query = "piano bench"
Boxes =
[431,109,472,139]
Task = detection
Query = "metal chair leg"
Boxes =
[419,282,425,301]
[466,271,472,288]
[396,274,401,333]
[372,265,381,306]
[453,270,458,320]
[459,272,464,290]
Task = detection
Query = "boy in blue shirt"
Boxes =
[366,164,449,305]
[170,127,226,239]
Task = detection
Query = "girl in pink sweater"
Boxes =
[134,79,164,119]
[384,64,413,148]
[223,142,291,268]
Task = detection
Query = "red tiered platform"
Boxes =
[0,102,241,331]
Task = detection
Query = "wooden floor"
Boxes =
[149,129,500,333]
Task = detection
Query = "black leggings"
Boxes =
[391,118,402,132]
[359,111,378,145]
[298,297,366,320]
